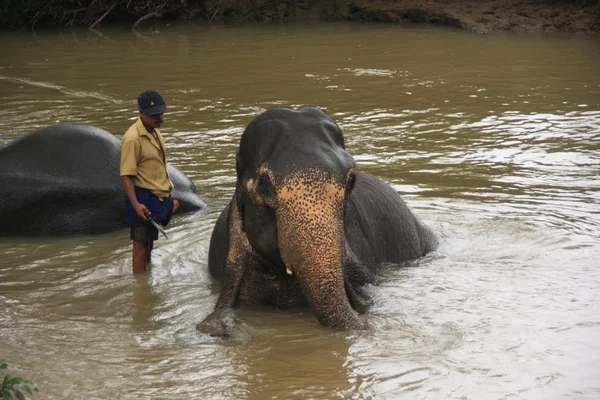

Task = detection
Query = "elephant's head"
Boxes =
[235,106,367,329]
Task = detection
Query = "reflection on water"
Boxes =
[0,22,599,399]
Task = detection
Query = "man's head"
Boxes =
[138,90,166,130]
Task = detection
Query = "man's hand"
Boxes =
[121,176,150,221]
[133,202,150,221]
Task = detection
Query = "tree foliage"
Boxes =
[0,361,38,400]
[0,0,188,30]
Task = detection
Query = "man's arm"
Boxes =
[121,175,150,220]
[120,137,150,220]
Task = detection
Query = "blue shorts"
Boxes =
[125,187,174,240]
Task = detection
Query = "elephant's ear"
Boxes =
[235,152,246,232]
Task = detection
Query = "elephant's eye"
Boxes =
[346,172,357,194]
[257,174,274,196]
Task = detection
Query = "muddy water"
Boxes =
[0,22,599,399]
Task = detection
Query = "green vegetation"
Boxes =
[0,361,38,400]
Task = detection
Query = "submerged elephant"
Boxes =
[197,106,437,337]
[0,124,206,236]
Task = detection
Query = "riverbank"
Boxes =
[200,0,600,35]
[2,0,599,35]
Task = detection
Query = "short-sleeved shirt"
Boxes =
[120,117,173,199]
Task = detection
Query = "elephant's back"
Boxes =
[0,124,123,236]
[0,123,206,236]
[0,124,121,188]
[167,165,206,212]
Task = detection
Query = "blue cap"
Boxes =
[137,90,167,115]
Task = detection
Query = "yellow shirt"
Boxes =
[120,118,173,199]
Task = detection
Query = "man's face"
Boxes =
[139,110,164,130]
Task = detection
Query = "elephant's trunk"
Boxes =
[276,176,365,330]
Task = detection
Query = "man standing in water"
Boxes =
[120,90,179,273]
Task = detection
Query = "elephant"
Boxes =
[197,106,437,337]
[0,124,206,237]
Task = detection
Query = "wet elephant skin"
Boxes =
[0,124,206,236]
[198,106,438,337]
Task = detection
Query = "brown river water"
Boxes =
[0,22,599,399]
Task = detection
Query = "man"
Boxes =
[120,90,179,273]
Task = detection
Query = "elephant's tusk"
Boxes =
[286,266,294,276]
